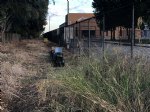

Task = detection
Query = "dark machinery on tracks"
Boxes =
[50,47,65,67]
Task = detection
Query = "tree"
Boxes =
[0,0,51,39]
[92,0,150,30]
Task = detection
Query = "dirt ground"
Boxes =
[0,39,71,112]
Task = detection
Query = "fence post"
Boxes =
[131,3,135,59]
[64,27,66,47]
[69,25,70,50]
[73,24,75,54]
[102,14,105,58]
[79,22,81,55]
[88,19,91,58]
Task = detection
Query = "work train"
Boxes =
[43,27,65,47]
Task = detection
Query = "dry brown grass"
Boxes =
[0,39,52,112]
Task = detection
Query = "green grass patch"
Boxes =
[44,53,150,112]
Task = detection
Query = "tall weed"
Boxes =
[45,53,150,112]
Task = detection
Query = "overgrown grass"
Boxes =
[0,40,51,112]
[42,53,150,112]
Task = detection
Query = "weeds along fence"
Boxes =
[43,17,150,57]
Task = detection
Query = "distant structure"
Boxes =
[60,13,94,27]
[44,12,149,48]
[66,13,94,25]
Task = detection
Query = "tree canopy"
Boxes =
[92,0,150,30]
[0,0,49,38]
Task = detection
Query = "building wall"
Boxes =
[68,17,100,39]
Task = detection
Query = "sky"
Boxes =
[44,0,94,33]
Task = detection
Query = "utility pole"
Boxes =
[66,0,70,49]
[67,0,69,14]
[48,2,55,31]
[67,0,69,25]
[49,16,50,31]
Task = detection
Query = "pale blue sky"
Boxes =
[44,0,93,32]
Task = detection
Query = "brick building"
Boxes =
[60,13,144,42]
[60,13,100,43]
[65,13,94,25]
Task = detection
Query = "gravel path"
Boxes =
[73,41,150,60]
[104,43,150,59]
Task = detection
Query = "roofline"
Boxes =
[64,16,96,27]
[43,16,97,35]
[67,13,94,14]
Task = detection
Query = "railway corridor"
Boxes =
[1,39,150,111]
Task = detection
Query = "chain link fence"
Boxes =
[43,17,150,58]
